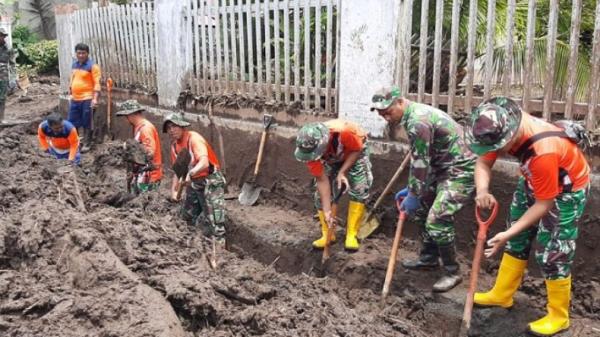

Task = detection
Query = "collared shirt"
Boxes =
[70,58,101,101]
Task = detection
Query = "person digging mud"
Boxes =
[37,113,81,166]
[466,97,590,336]
[0,27,16,124]
[163,112,227,245]
[294,120,372,251]
[370,86,476,292]
[116,100,163,194]
[68,43,101,153]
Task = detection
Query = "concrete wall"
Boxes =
[337,0,400,138]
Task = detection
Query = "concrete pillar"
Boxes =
[337,0,401,138]
[155,0,189,108]
[55,4,79,94]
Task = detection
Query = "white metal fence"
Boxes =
[184,0,339,113]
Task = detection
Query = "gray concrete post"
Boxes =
[337,0,401,138]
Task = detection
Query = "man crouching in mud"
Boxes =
[370,86,476,292]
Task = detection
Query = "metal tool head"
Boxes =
[172,149,191,178]
[263,114,275,130]
[357,212,380,240]
[238,181,261,206]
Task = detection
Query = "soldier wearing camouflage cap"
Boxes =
[0,27,17,124]
[370,86,476,292]
[466,97,590,336]
[163,112,227,248]
[117,100,163,194]
[295,119,372,251]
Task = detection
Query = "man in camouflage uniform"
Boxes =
[466,97,590,336]
[295,119,373,251]
[163,112,227,245]
[370,86,476,292]
[0,28,16,124]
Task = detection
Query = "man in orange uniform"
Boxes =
[116,100,162,193]
[163,112,227,243]
[466,97,590,336]
[38,113,80,165]
[294,119,372,251]
[69,43,101,153]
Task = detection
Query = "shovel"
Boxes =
[322,183,347,264]
[458,202,499,337]
[381,199,407,299]
[357,153,411,240]
[238,114,275,206]
[172,149,192,201]
[105,78,114,140]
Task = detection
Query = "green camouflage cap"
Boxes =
[294,122,330,162]
[370,86,402,111]
[0,28,7,36]
[162,112,191,133]
[116,99,145,116]
[466,96,522,155]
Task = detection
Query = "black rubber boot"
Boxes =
[0,100,5,123]
[433,243,462,292]
[402,240,440,270]
[81,128,93,153]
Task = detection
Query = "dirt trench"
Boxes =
[1,79,599,337]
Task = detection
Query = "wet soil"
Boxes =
[1,79,598,337]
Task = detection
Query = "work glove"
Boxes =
[399,193,420,216]
[395,187,409,201]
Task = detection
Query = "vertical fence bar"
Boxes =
[432,0,443,108]
[133,4,144,87]
[230,0,239,90]
[215,1,223,93]
[464,0,477,112]
[245,0,255,94]
[417,0,429,103]
[109,6,121,85]
[273,0,281,100]
[150,2,158,91]
[90,9,102,73]
[334,0,340,114]
[587,1,600,129]
[202,0,211,92]
[395,0,406,86]
[447,0,462,115]
[325,0,333,112]
[208,0,216,93]
[96,8,107,79]
[283,0,291,103]
[264,0,272,97]
[237,0,246,92]
[222,0,231,91]
[136,3,148,89]
[522,0,536,111]
[565,0,582,119]
[401,0,413,96]
[314,0,322,108]
[190,0,198,93]
[116,6,128,86]
[142,2,152,90]
[294,0,301,102]
[503,0,516,96]
[543,0,559,120]
[255,0,263,95]
[126,4,139,86]
[303,0,311,108]
[106,6,117,85]
[483,0,496,101]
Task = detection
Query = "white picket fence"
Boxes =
[184,0,339,112]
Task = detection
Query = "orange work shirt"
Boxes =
[170,130,220,179]
[306,119,367,177]
[482,112,589,200]
[37,120,80,161]
[133,118,163,182]
[70,59,101,101]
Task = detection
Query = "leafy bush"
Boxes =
[23,40,58,74]
[11,25,39,64]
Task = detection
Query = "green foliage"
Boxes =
[11,25,39,64]
[111,0,129,5]
[23,40,58,74]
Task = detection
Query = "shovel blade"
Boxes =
[238,182,261,206]
[357,213,380,240]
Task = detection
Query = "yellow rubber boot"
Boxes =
[528,276,571,336]
[474,253,527,308]
[312,210,334,249]
[345,201,365,250]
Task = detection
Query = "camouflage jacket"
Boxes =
[400,102,476,196]
[0,43,16,81]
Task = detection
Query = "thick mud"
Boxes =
[1,79,598,337]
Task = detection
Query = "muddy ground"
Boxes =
[0,79,598,337]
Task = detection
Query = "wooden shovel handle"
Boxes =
[371,153,411,211]
[322,184,346,263]
[253,131,268,176]
[175,177,185,201]
[382,209,407,298]
[106,78,113,131]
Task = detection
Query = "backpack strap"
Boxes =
[513,131,569,163]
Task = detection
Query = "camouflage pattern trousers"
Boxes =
[182,171,227,240]
[505,177,588,279]
[0,80,7,120]
[413,171,475,246]
[313,147,373,209]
